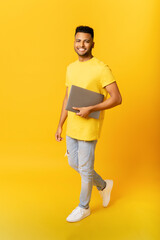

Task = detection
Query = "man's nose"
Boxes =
[80,41,85,47]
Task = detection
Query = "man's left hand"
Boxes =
[72,106,92,118]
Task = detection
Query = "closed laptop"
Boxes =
[66,85,104,119]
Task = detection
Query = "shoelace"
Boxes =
[72,207,84,216]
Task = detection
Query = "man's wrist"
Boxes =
[89,105,95,113]
[89,103,103,113]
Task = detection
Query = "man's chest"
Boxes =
[68,66,101,90]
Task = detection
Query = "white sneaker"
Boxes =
[99,180,113,207]
[66,206,90,222]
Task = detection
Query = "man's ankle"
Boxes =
[100,182,107,191]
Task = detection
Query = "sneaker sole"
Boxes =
[103,180,113,207]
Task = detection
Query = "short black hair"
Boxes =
[75,25,94,39]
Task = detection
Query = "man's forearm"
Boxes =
[58,97,68,128]
[90,95,122,112]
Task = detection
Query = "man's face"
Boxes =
[74,32,94,57]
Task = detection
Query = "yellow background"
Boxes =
[0,0,159,239]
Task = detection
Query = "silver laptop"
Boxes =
[66,85,104,119]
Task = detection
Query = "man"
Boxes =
[55,25,122,222]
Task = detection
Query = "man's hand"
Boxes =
[55,126,63,142]
[72,106,92,118]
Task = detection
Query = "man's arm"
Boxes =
[90,81,122,112]
[55,87,68,142]
[72,82,122,118]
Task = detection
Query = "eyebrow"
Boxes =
[76,38,91,41]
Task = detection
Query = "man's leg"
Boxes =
[66,136,92,222]
[78,139,97,209]
[65,136,112,222]
[78,140,113,209]
[93,171,106,190]
[66,135,78,171]
[66,136,106,192]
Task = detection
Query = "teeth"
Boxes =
[79,48,85,51]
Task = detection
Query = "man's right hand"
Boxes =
[55,126,63,142]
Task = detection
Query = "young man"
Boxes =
[55,26,122,222]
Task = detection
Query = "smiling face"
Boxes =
[74,32,94,58]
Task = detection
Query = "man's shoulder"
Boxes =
[94,57,110,68]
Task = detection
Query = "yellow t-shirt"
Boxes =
[65,56,116,141]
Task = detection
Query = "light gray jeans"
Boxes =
[66,135,106,209]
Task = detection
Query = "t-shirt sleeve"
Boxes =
[65,67,69,87]
[100,65,116,88]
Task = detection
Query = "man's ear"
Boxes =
[92,42,95,48]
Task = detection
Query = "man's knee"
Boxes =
[79,166,94,180]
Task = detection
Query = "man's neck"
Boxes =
[78,54,93,62]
